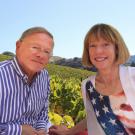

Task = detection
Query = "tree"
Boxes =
[2,51,15,57]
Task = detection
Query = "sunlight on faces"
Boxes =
[16,33,53,77]
[88,34,117,71]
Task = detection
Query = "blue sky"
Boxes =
[0,0,135,58]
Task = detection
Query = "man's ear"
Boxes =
[16,40,21,49]
[16,40,22,54]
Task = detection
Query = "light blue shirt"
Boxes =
[0,57,50,135]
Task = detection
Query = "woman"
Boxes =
[49,23,135,135]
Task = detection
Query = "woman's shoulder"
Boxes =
[82,76,91,84]
[127,66,135,79]
[120,65,135,83]
[120,64,135,69]
[120,65,135,74]
[127,65,135,71]
[81,74,96,88]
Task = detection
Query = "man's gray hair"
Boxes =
[19,26,54,41]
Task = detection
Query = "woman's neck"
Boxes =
[97,65,119,83]
[95,65,122,96]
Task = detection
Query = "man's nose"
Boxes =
[36,50,45,58]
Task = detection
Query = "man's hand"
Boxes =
[22,124,38,135]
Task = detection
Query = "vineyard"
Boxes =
[49,75,84,127]
[0,54,94,127]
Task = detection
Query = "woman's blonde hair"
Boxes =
[82,23,130,67]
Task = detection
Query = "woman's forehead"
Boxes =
[88,32,113,43]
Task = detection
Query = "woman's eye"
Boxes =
[104,43,109,46]
[89,44,95,48]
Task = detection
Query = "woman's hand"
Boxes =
[48,125,70,135]
[37,129,47,135]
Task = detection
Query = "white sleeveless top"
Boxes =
[81,65,135,135]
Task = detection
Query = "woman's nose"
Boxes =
[95,46,104,53]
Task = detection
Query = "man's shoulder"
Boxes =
[0,59,12,69]
[40,69,49,77]
[41,69,48,73]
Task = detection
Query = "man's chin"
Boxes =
[29,67,42,74]
[35,67,44,72]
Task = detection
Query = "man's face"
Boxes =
[16,33,53,77]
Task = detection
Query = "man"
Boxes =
[0,27,54,135]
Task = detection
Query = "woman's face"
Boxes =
[88,37,116,71]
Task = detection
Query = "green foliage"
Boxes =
[62,115,75,128]
[75,110,86,123]
[49,112,63,125]
[47,64,94,80]
[49,75,86,124]
[46,64,94,125]
[0,54,11,61]
[49,112,74,128]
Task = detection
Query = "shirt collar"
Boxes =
[11,57,29,83]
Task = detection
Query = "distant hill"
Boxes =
[2,51,15,57]
[49,56,63,63]
[50,56,83,69]
[49,56,95,72]
[126,55,135,65]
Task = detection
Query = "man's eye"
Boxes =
[32,46,38,49]
[44,51,49,54]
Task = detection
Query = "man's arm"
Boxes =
[36,87,50,132]
[0,123,41,135]
[0,123,22,135]
[36,74,50,132]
